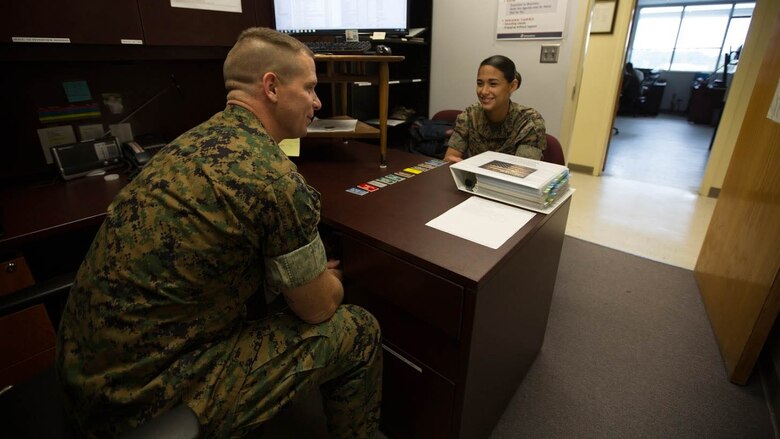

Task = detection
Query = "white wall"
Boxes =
[659,71,699,112]
[429,0,585,139]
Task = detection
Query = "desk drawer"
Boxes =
[342,235,463,379]
[380,342,455,439]
[342,235,463,339]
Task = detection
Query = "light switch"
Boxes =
[540,44,560,63]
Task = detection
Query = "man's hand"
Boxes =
[327,259,343,282]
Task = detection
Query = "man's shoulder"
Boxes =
[170,106,291,175]
[131,106,297,208]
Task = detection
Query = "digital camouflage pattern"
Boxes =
[447,101,547,160]
[56,104,382,438]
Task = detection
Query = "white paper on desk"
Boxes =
[37,125,77,164]
[170,0,241,13]
[78,123,104,141]
[109,123,134,143]
[426,196,534,249]
[307,118,358,133]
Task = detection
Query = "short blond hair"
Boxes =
[223,27,313,94]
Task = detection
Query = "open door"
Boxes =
[694,9,780,385]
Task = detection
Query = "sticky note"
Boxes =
[63,80,92,103]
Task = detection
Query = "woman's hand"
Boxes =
[444,147,464,163]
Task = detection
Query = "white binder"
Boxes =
[449,151,575,214]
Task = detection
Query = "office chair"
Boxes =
[0,266,201,439]
[431,109,462,138]
[431,109,463,124]
[543,134,565,165]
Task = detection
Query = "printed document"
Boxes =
[426,196,534,249]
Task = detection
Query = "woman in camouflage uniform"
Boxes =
[56,27,382,438]
[444,55,547,163]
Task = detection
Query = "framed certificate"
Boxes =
[591,0,618,34]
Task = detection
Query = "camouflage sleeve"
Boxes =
[265,235,327,290]
[258,171,326,291]
[514,109,547,160]
[447,111,470,153]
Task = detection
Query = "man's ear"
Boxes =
[262,72,280,103]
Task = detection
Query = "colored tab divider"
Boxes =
[38,102,101,124]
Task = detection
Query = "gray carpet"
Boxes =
[489,236,774,438]
[265,236,775,438]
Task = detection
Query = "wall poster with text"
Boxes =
[496,0,568,40]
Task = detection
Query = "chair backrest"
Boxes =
[431,109,462,124]
[543,134,566,166]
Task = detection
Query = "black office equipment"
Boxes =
[375,44,392,55]
[51,137,123,180]
[274,0,408,36]
[122,141,151,168]
[305,40,372,54]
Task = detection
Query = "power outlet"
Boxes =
[540,44,560,63]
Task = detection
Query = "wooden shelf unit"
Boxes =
[310,54,405,167]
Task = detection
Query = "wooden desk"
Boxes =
[687,85,726,125]
[1,142,568,438]
[0,177,127,256]
[0,177,127,387]
[311,54,404,168]
[0,176,128,283]
[296,141,569,438]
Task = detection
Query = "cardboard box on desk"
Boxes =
[449,151,574,214]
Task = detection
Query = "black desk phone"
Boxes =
[122,141,151,168]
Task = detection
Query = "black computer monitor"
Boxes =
[273,0,408,37]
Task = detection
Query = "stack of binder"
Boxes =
[449,151,574,214]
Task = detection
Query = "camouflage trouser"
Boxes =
[194,303,382,438]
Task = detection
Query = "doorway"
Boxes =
[603,0,754,193]
[606,115,714,191]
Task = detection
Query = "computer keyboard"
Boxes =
[305,40,372,54]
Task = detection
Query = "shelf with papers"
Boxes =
[310,54,404,167]
[306,116,380,139]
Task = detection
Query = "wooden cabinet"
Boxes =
[0,0,268,47]
[0,0,143,44]
[0,257,56,388]
[137,0,257,46]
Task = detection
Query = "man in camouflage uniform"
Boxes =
[56,27,382,438]
[444,55,547,163]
